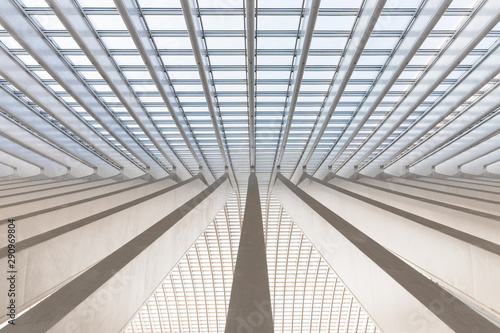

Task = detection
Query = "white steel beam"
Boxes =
[0,175,222,324]
[301,0,386,169]
[276,0,321,167]
[459,148,500,175]
[0,46,141,178]
[327,176,500,243]
[333,2,500,177]
[0,87,119,177]
[180,0,238,192]
[0,135,68,177]
[268,0,321,190]
[0,178,173,248]
[308,0,452,176]
[246,0,256,169]
[302,174,500,321]
[114,0,213,180]
[434,132,500,176]
[47,0,193,180]
[0,113,93,177]
[358,175,500,208]
[0,163,15,178]
[0,0,169,178]
[0,150,40,178]
[0,177,146,220]
[370,45,500,176]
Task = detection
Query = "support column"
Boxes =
[225,173,273,333]
[0,174,231,332]
[274,173,500,333]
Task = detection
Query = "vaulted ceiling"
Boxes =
[1,0,499,331]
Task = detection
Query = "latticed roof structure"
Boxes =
[1,0,500,332]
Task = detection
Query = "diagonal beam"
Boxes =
[406,85,500,176]
[433,132,500,176]
[381,49,500,176]
[0,42,139,178]
[47,0,193,180]
[0,111,94,177]
[275,173,500,333]
[115,0,214,181]
[246,0,256,170]
[0,174,230,332]
[180,0,239,191]
[459,147,500,175]
[301,0,386,169]
[276,0,321,168]
[0,135,68,177]
[316,0,452,174]
[332,2,500,176]
[267,0,321,192]
[0,163,16,178]
[0,150,40,178]
[0,87,122,176]
[225,173,273,333]
[0,0,169,178]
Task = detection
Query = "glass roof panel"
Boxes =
[202,15,244,30]
[100,36,137,49]
[50,36,80,49]
[87,15,129,31]
[79,0,116,7]
[144,15,188,30]
[31,15,66,30]
[258,15,301,30]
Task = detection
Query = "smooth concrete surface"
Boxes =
[0,177,57,190]
[0,174,231,332]
[0,178,170,244]
[366,175,500,203]
[225,173,273,333]
[0,177,123,206]
[0,177,147,219]
[0,177,91,197]
[357,176,500,214]
[275,174,500,333]
[325,177,500,243]
[0,176,206,323]
[411,176,500,193]
[302,175,500,316]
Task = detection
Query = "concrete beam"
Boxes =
[302,174,500,315]
[0,175,217,322]
[225,173,273,333]
[0,174,230,332]
[274,173,500,333]
[0,178,146,220]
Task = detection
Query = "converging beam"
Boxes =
[225,173,273,333]
[246,0,256,169]
[274,173,500,333]
[0,174,230,332]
